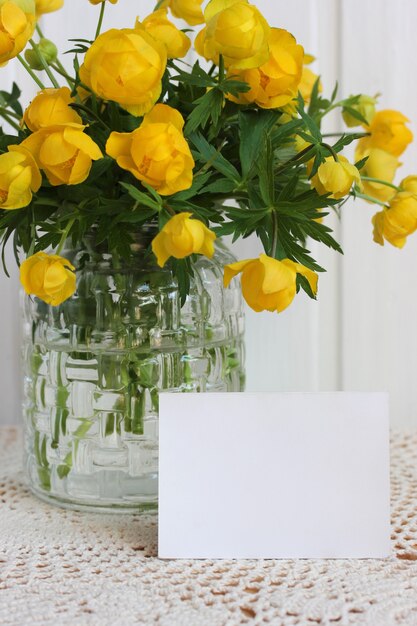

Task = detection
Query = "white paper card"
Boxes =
[158,392,390,559]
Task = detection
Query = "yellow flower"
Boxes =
[309,155,361,200]
[342,95,377,128]
[89,0,117,4]
[23,87,82,132]
[355,144,400,203]
[20,251,76,306]
[79,27,167,117]
[152,212,216,267]
[400,175,417,194]
[106,103,195,196]
[0,0,36,65]
[360,109,413,157]
[22,123,103,186]
[195,0,270,70]
[159,0,204,25]
[227,29,303,109]
[373,176,417,248]
[0,145,41,209]
[140,9,190,59]
[35,0,63,14]
[224,254,318,313]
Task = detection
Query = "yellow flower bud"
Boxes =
[373,176,417,248]
[360,109,413,157]
[23,87,82,132]
[227,28,303,109]
[195,0,270,70]
[24,38,58,70]
[0,145,41,209]
[22,124,103,186]
[139,9,190,59]
[35,0,63,14]
[224,254,318,313]
[79,27,167,117]
[20,252,76,306]
[159,0,204,26]
[342,95,377,128]
[89,0,117,4]
[106,103,195,196]
[355,141,400,203]
[152,212,216,267]
[309,155,361,200]
[0,0,36,65]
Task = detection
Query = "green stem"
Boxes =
[0,106,20,120]
[68,102,110,130]
[0,109,20,132]
[55,58,72,83]
[360,176,401,192]
[35,23,73,87]
[50,64,92,98]
[56,218,75,255]
[218,54,225,82]
[322,132,369,139]
[17,54,46,89]
[35,23,45,39]
[29,207,36,256]
[49,63,74,88]
[270,210,278,258]
[57,418,92,479]
[352,191,388,207]
[321,143,339,161]
[194,138,228,176]
[29,39,60,88]
[95,2,106,39]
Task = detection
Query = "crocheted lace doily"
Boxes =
[1,427,417,626]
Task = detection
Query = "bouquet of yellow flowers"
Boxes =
[3,0,414,512]
[0,0,414,315]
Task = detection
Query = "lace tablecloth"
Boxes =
[1,427,417,626]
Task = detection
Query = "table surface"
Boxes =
[1,427,417,626]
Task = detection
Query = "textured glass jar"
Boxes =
[22,233,245,512]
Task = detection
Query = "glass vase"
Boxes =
[22,233,245,512]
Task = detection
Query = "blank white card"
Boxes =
[158,392,390,559]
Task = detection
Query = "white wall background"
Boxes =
[1,0,416,429]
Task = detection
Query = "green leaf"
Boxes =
[140,181,163,204]
[0,83,22,116]
[171,60,216,89]
[171,257,194,306]
[218,76,250,96]
[199,178,237,194]
[119,182,161,211]
[341,105,369,126]
[185,88,224,134]
[238,110,279,178]
[332,132,368,152]
[257,133,274,205]
[297,93,322,142]
[297,273,317,299]
[189,132,241,183]
[85,157,113,184]
[307,76,322,116]
[355,156,369,170]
